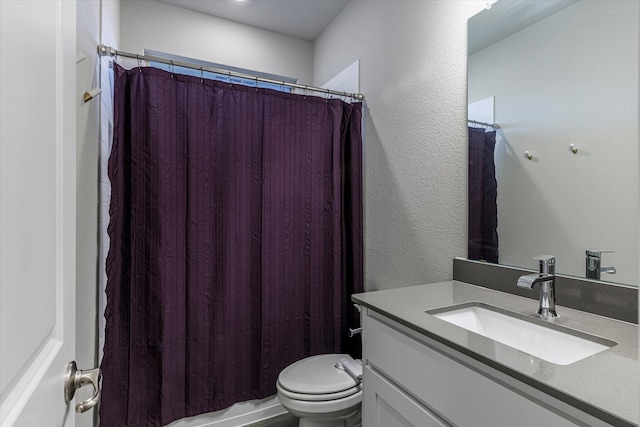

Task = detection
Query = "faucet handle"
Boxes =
[586,250,614,258]
[531,255,555,274]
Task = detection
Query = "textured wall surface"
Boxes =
[120,0,314,84]
[314,1,486,291]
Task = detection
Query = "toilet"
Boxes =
[276,354,362,427]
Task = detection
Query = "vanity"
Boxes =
[352,280,639,427]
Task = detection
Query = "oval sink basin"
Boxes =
[427,303,616,365]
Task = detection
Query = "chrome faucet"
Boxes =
[517,255,557,320]
[586,250,616,280]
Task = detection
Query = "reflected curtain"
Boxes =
[100,64,363,426]
[468,127,498,263]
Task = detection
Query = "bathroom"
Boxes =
[78,1,482,424]
[1,0,637,426]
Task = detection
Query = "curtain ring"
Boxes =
[304,85,308,99]
[136,54,142,73]
[227,71,232,87]
[200,67,204,84]
[110,52,118,70]
[281,81,285,92]
[255,76,259,92]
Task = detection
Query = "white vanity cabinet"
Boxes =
[361,309,606,427]
[363,365,448,427]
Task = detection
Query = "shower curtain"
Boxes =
[468,127,498,263]
[100,64,363,426]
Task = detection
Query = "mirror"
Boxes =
[467,0,638,287]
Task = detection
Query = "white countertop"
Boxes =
[353,281,639,426]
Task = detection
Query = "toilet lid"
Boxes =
[278,354,359,395]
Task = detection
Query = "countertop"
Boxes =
[352,281,639,426]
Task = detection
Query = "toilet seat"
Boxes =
[277,354,361,402]
[277,381,361,401]
[276,386,362,417]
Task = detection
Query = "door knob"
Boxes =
[64,361,101,413]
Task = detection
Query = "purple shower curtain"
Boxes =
[468,127,498,263]
[100,64,363,426]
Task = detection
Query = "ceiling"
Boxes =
[156,0,351,41]
[468,0,578,55]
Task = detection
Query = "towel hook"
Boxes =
[569,143,578,154]
[524,151,534,160]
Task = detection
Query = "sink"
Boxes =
[427,303,615,365]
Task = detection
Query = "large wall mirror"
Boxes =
[467,0,638,287]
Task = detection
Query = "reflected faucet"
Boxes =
[517,255,557,320]
[586,250,616,280]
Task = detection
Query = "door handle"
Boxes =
[64,361,101,413]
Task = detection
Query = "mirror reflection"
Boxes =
[467,0,638,287]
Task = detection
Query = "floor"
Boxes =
[245,413,298,427]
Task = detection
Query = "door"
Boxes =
[0,0,77,425]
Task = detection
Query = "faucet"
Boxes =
[517,255,557,320]
[586,250,616,280]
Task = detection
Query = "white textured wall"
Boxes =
[120,0,313,84]
[76,2,121,426]
[75,2,102,425]
[469,0,639,285]
[314,0,486,291]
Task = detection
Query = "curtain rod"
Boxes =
[98,45,364,101]
[468,119,500,129]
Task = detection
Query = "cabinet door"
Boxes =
[363,366,450,427]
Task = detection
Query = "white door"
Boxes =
[0,0,78,425]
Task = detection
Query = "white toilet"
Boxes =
[276,354,362,427]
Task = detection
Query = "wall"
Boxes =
[119,0,313,84]
[75,1,101,426]
[468,0,639,285]
[314,0,487,291]
[76,1,120,426]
